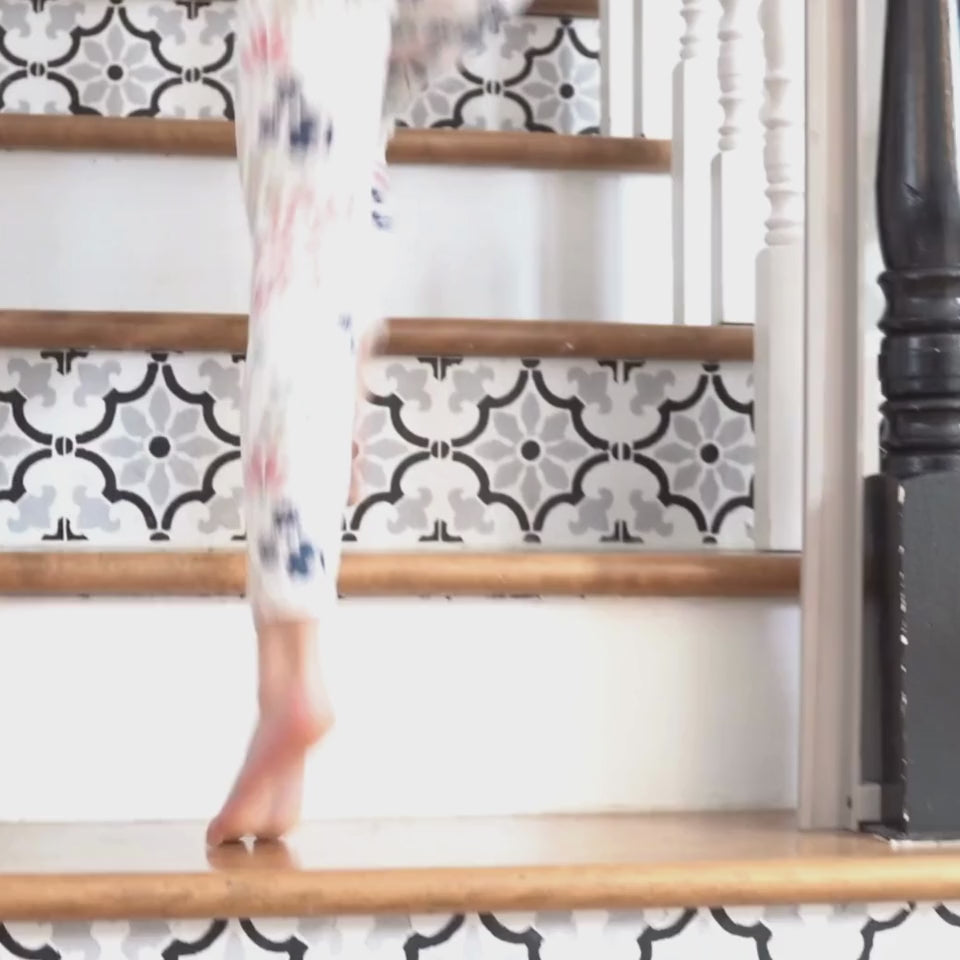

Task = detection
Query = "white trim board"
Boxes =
[799,0,869,830]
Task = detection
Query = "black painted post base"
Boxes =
[866,472,960,839]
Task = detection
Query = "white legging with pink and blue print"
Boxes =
[237,0,527,619]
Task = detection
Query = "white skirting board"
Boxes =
[0,595,798,820]
[0,152,673,325]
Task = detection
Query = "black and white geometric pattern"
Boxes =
[0,350,754,548]
[0,904,946,958]
[0,0,601,133]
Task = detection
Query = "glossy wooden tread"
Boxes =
[1,812,958,920]
[0,551,799,598]
[0,312,754,360]
[528,0,597,15]
[0,115,670,171]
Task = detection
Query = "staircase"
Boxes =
[2,0,958,957]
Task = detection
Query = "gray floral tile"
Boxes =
[511,39,601,133]
[0,0,600,133]
[650,398,751,522]
[396,15,600,133]
[65,20,168,116]
[0,351,64,543]
[0,904,948,959]
[0,350,754,549]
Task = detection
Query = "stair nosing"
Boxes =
[0,115,670,171]
[0,551,799,598]
[0,313,753,361]
[3,858,953,920]
[527,0,598,17]
[2,808,959,920]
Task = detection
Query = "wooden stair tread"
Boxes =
[0,551,799,597]
[527,0,597,16]
[1,812,958,919]
[0,312,754,360]
[0,115,670,171]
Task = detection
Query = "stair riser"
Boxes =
[0,596,799,820]
[0,349,754,549]
[0,5,601,134]
[0,153,672,323]
[0,909,945,956]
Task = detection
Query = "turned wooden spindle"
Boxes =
[877,5,960,477]
[753,0,803,551]
[673,0,718,325]
[869,0,960,837]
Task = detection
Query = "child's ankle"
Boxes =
[255,617,321,707]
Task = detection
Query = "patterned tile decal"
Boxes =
[0,351,754,549]
[0,0,600,133]
[0,904,947,958]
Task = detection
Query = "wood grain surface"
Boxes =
[528,0,598,15]
[0,552,799,597]
[0,312,754,360]
[0,813,955,919]
[0,115,670,170]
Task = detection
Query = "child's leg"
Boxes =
[208,0,391,845]
[349,126,393,505]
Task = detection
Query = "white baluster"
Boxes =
[713,0,764,324]
[760,0,804,250]
[673,0,720,325]
[600,0,644,137]
[754,0,805,550]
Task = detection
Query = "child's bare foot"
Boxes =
[206,702,327,845]
[260,757,307,841]
[207,836,299,872]
[207,620,333,846]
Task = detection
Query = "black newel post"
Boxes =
[869,0,960,838]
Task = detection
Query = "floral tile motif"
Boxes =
[0,0,600,134]
[0,903,949,959]
[0,350,241,544]
[398,15,600,133]
[0,349,753,549]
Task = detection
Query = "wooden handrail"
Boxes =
[0,552,799,598]
[0,115,670,171]
[0,312,754,360]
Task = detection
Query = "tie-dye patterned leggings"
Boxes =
[237,0,526,619]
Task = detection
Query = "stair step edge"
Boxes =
[0,314,753,361]
[0,116,671,171]
[0,551,799,597]
[527,0,598,17]
[0,813,954,919]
